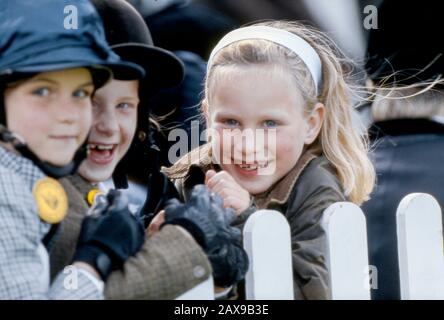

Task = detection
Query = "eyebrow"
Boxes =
[118,96,140,103]
[214,109,287,118]
[30,78,94,88]
[29,77,58,85]
[213,112,238,120]
[213,108,239,116]
[78,82,94,88]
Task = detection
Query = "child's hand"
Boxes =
[205,170,251,215]
[147,210,165,237]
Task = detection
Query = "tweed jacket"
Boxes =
[0,146,103,299]
[50,173,212,299]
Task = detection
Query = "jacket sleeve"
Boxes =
[56,176,211,300]
[104,225,212,300]
[231,199,257,230]
[285,184,345,300]
[0,170,103,300]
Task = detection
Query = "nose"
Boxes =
[232,128,260,163]
[54,97,82,124]
[94,107,119,137]
[233,127,271,164]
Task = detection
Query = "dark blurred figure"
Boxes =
[195,0,315,27]
[196,0,379,62]
[148,50,207,169]
[362,0,444,300]
[129,0,237,59]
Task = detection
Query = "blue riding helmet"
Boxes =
[0,0,145,87]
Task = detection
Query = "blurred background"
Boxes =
[128,0,383,63]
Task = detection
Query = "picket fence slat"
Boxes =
[243,210,294,300]
[175,276,215,300]
[397,193,444,300]
[322,202,371,300]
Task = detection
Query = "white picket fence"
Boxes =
[178,192,444,300]
[396,193,444,299]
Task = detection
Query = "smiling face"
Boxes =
[78,79,139,183]
[4,68,94,166]
[206,65,323,195]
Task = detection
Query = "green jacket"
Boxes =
[163,143,347,300]
[50,174,212,299]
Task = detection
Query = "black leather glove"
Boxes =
[73,189,145,281]
[162,185,249,287]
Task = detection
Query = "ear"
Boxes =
[304,102,325,145]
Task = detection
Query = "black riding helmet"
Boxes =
[0,0,145,178]
[91,0,185,188]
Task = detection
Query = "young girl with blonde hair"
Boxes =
[162,20,375,299]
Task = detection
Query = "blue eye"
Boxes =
[32,87,50,97]
[73,89,91,98]
[263,120,277,128]
[117,103,133,110]
[224,119,239,127]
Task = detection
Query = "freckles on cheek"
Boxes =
[22,114,49,137]
[275,136,302,166]
[275,134,293,152]
[5,93,50,140]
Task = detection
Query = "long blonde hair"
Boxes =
[203,20,375,205]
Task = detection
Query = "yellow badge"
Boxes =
[86,188,103,207]
[33,177,68,224]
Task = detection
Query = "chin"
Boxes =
[36,147,76,166]
[238,180,270,196]
[78,163,113,183]
[248,187,269,196]
[80,171,110,184]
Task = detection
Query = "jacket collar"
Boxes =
[162,143,215,179]
[253,150,317,209]
[64,173,95,196]
[0,145,46,189]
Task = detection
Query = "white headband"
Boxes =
[208,26,323,95]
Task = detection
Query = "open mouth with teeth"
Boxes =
[235,162,269,175]
[87,143,117,165]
